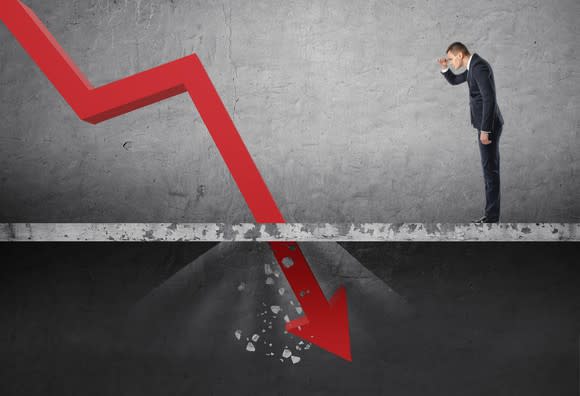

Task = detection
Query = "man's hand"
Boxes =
[480,131,492,145]
[437,57,448,70]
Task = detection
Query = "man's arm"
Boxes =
[441,68,467,85]
[472,62,497,132]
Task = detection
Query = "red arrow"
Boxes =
[269,242,351,361]
[1,0,351,360]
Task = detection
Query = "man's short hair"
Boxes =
[446,42,470,56]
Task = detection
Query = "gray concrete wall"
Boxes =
[1,0,579,222]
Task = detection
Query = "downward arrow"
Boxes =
[269,242,352,361]
[1,0,351,361]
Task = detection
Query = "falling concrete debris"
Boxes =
[283,315,290,323]
[274,271,280,278]
[264,263,273,275]
[278,288,285,296]
[237,282,245,291]
[282,348,292,359]
[234,330,242,340]
[246,342,255,352]
[296,307,303,314]
[251,334,260,342]
[270,305,281,314]
[265,277,275,285]
[291,356,301,364]
[304,344,311,350]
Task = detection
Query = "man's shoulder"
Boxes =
[471,53,492,71]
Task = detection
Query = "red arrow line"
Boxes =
[1,0,351,361]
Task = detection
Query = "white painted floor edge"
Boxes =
[0,223,578,241]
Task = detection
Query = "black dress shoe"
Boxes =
[473,216,499,224]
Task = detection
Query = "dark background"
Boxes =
[1,242,579,395]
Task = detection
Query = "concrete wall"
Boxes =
[1,0,578,222]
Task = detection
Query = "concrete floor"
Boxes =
[1,241,579,395]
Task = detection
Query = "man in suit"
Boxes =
[438,42,504,223]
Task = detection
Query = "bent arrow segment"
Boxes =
[1,0,352,360]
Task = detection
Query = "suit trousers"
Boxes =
[477,126,502,221]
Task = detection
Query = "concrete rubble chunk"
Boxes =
[251,334,260,342]
[234,330,242,340]
[291,356,301,364]
[270,305,281,314]
[265,277,275,285]
[282,348,292,358]
[246,342,255,352]
[264,263,273,275]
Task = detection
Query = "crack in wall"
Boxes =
[222,2,239,120]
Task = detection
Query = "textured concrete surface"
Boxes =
[0,0,579,223]
[1,241,579,395]
[1,222,579,241]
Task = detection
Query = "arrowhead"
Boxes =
[286,286,352,362]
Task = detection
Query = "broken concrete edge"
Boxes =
[0,223,578,241]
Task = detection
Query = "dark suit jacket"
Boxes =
[442,53,504,133]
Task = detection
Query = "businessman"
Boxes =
[438,42,504,223]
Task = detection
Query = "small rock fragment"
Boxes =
[270,305,281,314]
[251,334,260,342]
[291,356,301,364]
[237,282,245,291]
[246,342,255,352]
[278,288,285,296]
[234,330,242,340]
[296,307,303,314]
[265,277,275,285]
[283,315,290,323]
[282,348,292,358]
[264,263,273,275]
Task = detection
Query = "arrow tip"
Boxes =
[286,285,352,362]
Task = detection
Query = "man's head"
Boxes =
[446,42,471,70]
